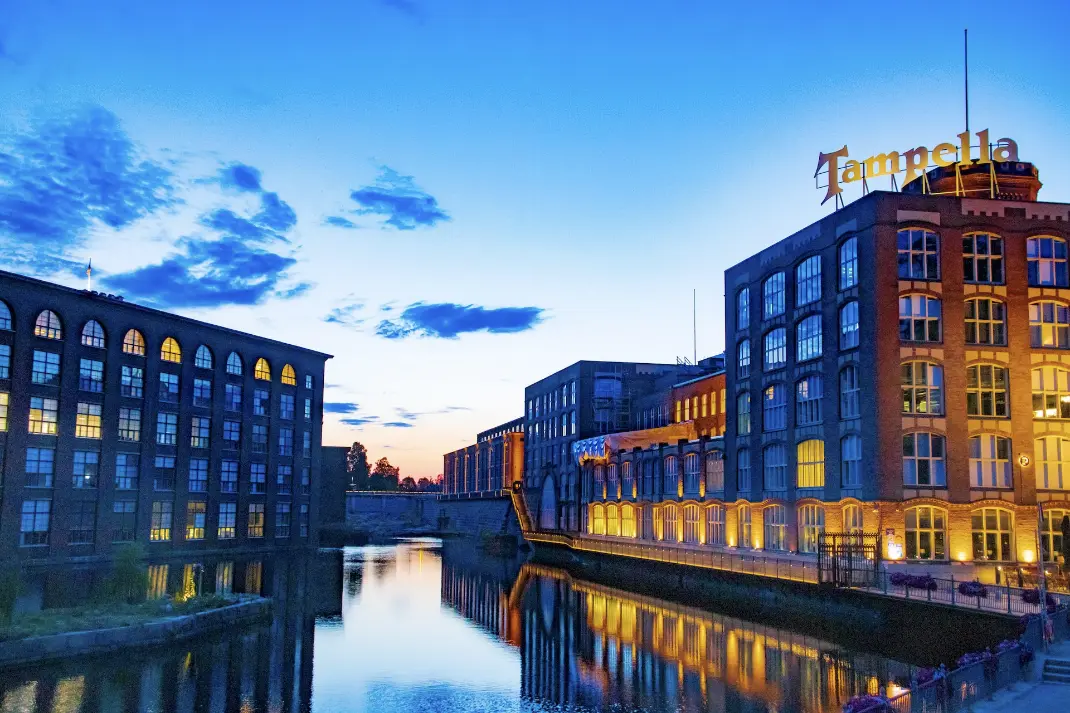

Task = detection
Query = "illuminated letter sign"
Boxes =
[815,130,1018,205]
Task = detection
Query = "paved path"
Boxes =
[969,641,1070,712]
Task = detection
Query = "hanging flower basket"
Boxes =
[957,580,987,598]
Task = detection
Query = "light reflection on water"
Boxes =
[0,539,911,713]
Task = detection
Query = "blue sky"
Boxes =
[1,0,1068,477]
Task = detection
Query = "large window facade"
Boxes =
[762,444,787,491]
[762,384,787,432]
[839,237,858,290]
[795,256,821,307]
[839,301,859,350]
[962,233,1004,284]
[795,375,822,426]
[964,298,1006,346]
[798,504,824,554]
[840,366,860,419]
[841,435,862,487]
[969,435,1011,488]
[763,505,787,551]
[965,364,1008,418]
[899,295,942,342]
[796,440,825,488]
[764,328,787,371]
[905,506,946,560]
[971,508,1013,562]
[903,432,946,487]
[796,315,822,362]
[1032,366,1070,420]
[901,362,944,415]
[1028,236,1069,287]
[897,229,940,280]
[1036,436,1070,491]
[1030,301,1070,349]
[763,273,785,319]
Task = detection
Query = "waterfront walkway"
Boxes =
[969,640,1070,712]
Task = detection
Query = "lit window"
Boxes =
[964,298,1006,346]
[762,443,787,490]
[796,440,825,488]
[840,366,860,419]
[762,272,785,319]
[1035,436,1070,491]
[121,365,144,398]
[79,358,104,392]
[155,412,178,445]
[798,504,825,554]
[226,352,243,375]
[72,450,99,488]
[34,310,62,340]
[122,329,145,356]
[0,344,9,379]
[194,345,213,369]
[81,320,105,348]
[795,256,822,307]
[118,407,141,442]
[248,504,265,538]
[150,501,173,541]
[682,503,701,544]
[0,392,8,432]
[160,337,181,363]
[31,350,60,386]
[764,328,786,371]
[796,375,823,426]
[737,392,751,435]
[705,504,725,545]
[969,508,1013,562]
[737,504,752,548]
[281,364,296,386]
[903,432,946,487]
[966,364,1008,417]
[737,339,750,378]
[1032,366,1070,419]
[305,374,313,389]
[218,503,237,539]
[737,449,751,493]
[897,228,940,280]
[839,237,858,289]
[20,500,51,546]
[705,451,724,492]
[901,361,944,415]
[841,435,862,487]
[1028,236,1069,287]
[905,506,946,560]
[969,434,1011,488]
[1041,509,1069,562]
[28,397,58,435]
[899,294,941,342]
[75,402,103,438]
[185,501,206,540]
[962,232,1004,284]
[796,315,822,362]
[762,383,786,431]
[839,301,859,350]
[843,504,863,533]
[0,300,11,330]
[254,358,271,381]
[737,289,749,328]
[190,416,210,449]
[763,505,787,551]
[1030,301,1070,349]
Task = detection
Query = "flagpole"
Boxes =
[1038,502,1049,651]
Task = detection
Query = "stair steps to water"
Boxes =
[1042,658,1070,684]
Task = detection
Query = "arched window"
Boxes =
[901,362,944,415]
[590,504,606,535]
[281,364,297,386]
[737,289,750,328]
[966,364,1008,417]
[1028,236,1068,287]
[34,310,62,340]
[1030,301,1070,349]
[0,300,11,330]
[81,320,105,348]
[903,432,946,486]
[737,392,752,435]
[160,337,181,363]
[663,456,678,496]
[1041,509,1069,562]
[796,255,821,307]
[897,228,940,280]
[796,375,822,426]
[964,298,1006,346]
[763,443,787,490]
[1035,436,1070,491]
[737,339,751,378]
[969,434,1011,488]
[839,237,858,290]
[796,315,823,362]
[254,358,271,381]
[593,465,605,500]
[840,366,860,419]
[607,464,619,499]
[683,454,700,495]
[841,435,862,487]
[798,504,825,554]
[843,504,863,533]
[658,504,679,543]
[737,449,752,493]
[606,504,620,537]
[706,504,725,545]
[705,451,724,492]
[764,328,787,371]
[226,352,243,376]
[737,505,752,548]
[899,294,941,342]
[763,383,787,432]
[797,440,825,488]
[840,301,859,350]
[763,272,785,318]
[1032,366,1070,419]
[763,505,787,551]
[682,504,701,544]
[963,232,1004,284]
[905,505,947,560]
[621,461,634,497]
[621,503,637,538]
[122,329,145,356]
[972,508,1013,561]
[194,345,213,369]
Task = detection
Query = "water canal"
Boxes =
[1,539,964,713]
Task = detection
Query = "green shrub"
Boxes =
[106,544,148,604]
[0,570,21,627]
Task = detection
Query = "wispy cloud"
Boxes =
[376,302,545,339]
[323,300,366,328]
[324,402,360,414]
[383,421,415,428]
[341,416,379,427]
[323,215,358,229]
[342,166,449,230]
[217,163,262,192]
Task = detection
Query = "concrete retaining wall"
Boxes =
[0,598,272,669]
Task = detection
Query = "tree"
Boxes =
[346,442,370,490]
[399,476,417,492]
[416,477,431,492]
[369,457,400,491]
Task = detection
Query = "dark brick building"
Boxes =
[442,417,524,498]
[0,270,331,563]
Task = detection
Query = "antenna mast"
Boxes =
[964,28,970,134]
[692,288,697,365]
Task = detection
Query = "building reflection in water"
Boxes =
[0,554,320,713]
[441,554,913,713]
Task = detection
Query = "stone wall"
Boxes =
[345,492,520,537]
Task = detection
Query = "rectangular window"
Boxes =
[304,398,312,420]
[250,463,266,494]
[796,315,823,362]
[903,433,947,487]
[193,378,212,407]
[159,372,179,403]
[763,444,787,490]
[737,450,752,493]
[118,407,141,441]
[299,504,309,537]
[248,503,265,538]
[150,501,173,541]
[301,465,311,495]
[225,383,242,412]
[0,344,9,379]
[254,388,269,416]
[115,453,139,490]
[25,447,55,487]
[897,228,940,280]
[185,501,206,540]
[763,273,785,319]
[79,358,104,392]
[737,289,750,328]
[278,428,293,456]
[970,435,1012,488]
[277,464,292,495]
[28,396,59,435]
[764,328,787,371]
[0,391,7,432]
[221,459,239,493]
[223,419,240,447]
[113,501,137,542]
[121,365,144,398]
[190,416,211,448]
[302,430,311,458]
[72,450,100,488]
[305,374,313,389]
[31,350,60,386]
[839,236,858,289]
[156,412,178,445]
[840,367,861,419]
[75,402,102,438]
[252,424,268,453]
[280,393,295,420]
[275,502,291,538]
[20,499,51,546]
[963,233,1004,285]
[188,458,209,492]
[796,376,823,425]
[68,501,96,544]
[154,456,175,491]
[762,384,787,432]
[218,502,237,539]
[737,393,751,435]
[795,255,822,307]
[841,435,862,487]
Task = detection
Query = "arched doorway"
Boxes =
[539,476,557,530]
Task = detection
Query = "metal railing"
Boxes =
[868,570,1069,617]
